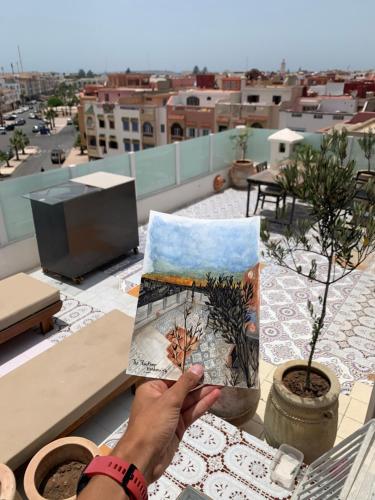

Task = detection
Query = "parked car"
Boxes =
[51,148,65,164]
[5,123,15,131]
[7,114,17,120]
[29,113,36,119]
[0,126,6,134]
[15,118,26,126]
[67,118,73,125]
[32,125,40,133]
[39,126,50,135]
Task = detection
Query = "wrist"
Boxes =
[111,435,153,485]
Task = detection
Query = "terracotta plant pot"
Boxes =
[264,360,340,464]
[0,463,19,500]
[229,160,256,189]
[24,437,99,500]
[210,387,260,422]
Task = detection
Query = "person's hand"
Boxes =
[111,365,221,485]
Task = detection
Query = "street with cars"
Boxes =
[0,104,76,177]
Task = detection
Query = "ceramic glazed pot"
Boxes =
[229,160,256,189]
[0,463,19,500]
[264,360,340,464]
[24,437,99,500]
[211,387,261,422]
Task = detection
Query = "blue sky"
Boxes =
[143,211,259,278]
[2,0,375,74]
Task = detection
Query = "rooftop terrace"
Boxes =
[0,128,374,497]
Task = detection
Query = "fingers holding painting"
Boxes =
[182,387,222,429]
[166,364,205,408]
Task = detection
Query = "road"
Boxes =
[0,109,76,178]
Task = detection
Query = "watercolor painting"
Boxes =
[126,211,260,388]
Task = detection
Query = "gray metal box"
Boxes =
[25,172,139,280]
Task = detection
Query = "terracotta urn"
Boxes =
[24,437,99,500]
[0,463,20,500]
[230,160,256,189]
[264,360,340,464]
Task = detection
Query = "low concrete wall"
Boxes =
[137,167,229,224]
[0,167,230,279]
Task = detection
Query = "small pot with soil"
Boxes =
[24,437,99,500]
[264,360,340,464]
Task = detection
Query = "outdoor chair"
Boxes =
[254,162,286,218]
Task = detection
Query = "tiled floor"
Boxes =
[1,187,374,455]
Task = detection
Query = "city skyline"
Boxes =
[2,0,375,74]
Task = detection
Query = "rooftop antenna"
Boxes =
[17,45,24,73]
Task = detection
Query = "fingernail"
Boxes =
[189,364,204,377]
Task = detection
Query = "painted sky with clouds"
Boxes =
[143,211,259,278]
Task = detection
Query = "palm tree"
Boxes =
[17,130,30,154]
[0,150,10,168]
[9,132,23,161]
[45,108,56,129]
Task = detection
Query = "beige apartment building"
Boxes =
[78,87,173,159]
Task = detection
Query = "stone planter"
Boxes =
[210,386,260,423]
[264,360,340,464]
[0,463,20,500]
[230,160,256,189]
[24,437,99,500]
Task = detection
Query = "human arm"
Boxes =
[78,365,221,499]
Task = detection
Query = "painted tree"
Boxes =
[205,274,258,387]
[262,130,375,390]
[167,302,203,373]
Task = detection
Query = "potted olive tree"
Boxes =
[261,130,375,463]
[230,126,256,188]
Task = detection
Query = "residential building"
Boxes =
[79,87,172,159]
[166,89,239,142]
[215,78,303,132]
[279,95,358,132]
[196,73,216,89]
[2,72,60,100]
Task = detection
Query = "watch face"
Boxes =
[76,473,91,494]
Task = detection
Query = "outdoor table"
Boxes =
[246,168,297,224]
[100,413,302,499]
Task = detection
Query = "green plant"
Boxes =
[74,133,85,154]
[358,129,375,172]
[0,150,11,168]
[262,130,375,390]
[16,130,29,154]
[230,127,251,161]
[45,108,57,128]
[9,131,22,161]
[47,96,63,108]
[205,273,258,387]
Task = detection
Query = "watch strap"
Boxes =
[81,455,148,499]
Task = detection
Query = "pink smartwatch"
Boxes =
[77,455,148,499]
